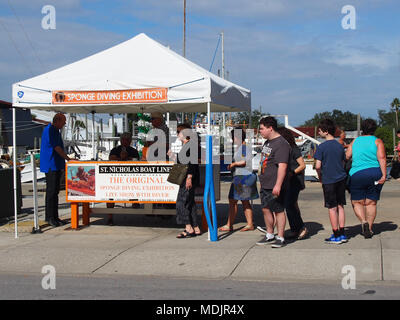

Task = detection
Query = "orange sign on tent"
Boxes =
[52,88,168,105]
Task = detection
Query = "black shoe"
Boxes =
[256,234,275,245]
[271,238,286,248]
[107,217,114,226]
[47,218,59,227]
[56,218,66,226]
[362,222,373,239]
[297,227,309,240]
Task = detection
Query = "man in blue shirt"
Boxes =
[40,113,73,227]
[314,119,348,244]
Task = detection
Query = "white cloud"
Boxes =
[324,43,398,70]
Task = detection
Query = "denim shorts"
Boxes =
[350,167,383,201]
[228,174,259,201]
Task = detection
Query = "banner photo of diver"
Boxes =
[67,164,96,200]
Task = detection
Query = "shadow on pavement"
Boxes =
[345,221,398,239]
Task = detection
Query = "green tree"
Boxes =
[375,126,394,155]
[390,98,400,129]
[301,109,359,130]
[377,109,397,128]
[234,110,274,128]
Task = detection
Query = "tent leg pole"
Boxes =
[13,107,18,239]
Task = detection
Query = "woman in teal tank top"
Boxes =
[346,119,386,239]
[349,135,380,176]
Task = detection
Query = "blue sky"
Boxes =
[1,0,399,125]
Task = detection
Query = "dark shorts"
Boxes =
[260,188,285,213]
[350,167,383,201]
[322,179,346,209]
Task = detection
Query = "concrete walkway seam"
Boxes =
[91,231,175,274]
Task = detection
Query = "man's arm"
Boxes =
[54,146,72,161]
[272,162,287,197]
[315,159,322,182]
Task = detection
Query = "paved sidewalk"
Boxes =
[0,180,399,282]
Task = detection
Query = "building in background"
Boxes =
[0,100,45,156]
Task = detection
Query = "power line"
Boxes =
[6,0,45,70]
[0,18,34,76]
[209,34,221,72]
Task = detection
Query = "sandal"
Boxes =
[218,225,233,232]
[297,227,309,240]
[240,225,255,232]
[176,230,196,239]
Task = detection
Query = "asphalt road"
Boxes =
[0,273,399,300]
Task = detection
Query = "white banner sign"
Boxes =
[66,161,179,203]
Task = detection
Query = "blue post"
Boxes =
[203,135,218,241]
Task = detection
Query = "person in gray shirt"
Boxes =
[256,117,290,248]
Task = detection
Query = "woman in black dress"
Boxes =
[277,127,308,240]
[174,123,201,238]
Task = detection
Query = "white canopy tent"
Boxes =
[12,33,250,114]
[11,33,251,240]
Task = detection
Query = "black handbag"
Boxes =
[167,163,189,185]
[390,160,400,179]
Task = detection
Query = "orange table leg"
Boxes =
[71,202,79,229]
[82,203,90,226]
[201,203,208,233]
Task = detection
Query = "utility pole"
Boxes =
[221,31,225,137]
[221,32,225,79]
[183,0,186,58]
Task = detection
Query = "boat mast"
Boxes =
[181,0,186,123]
